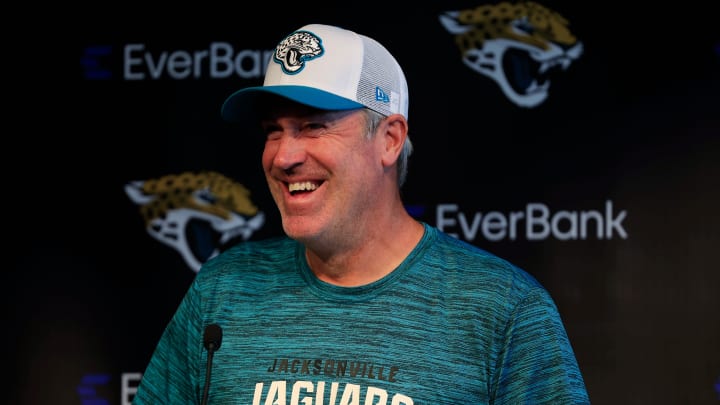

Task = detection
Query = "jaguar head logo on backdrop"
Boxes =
[125,171,265,272]
[439,1,583,108]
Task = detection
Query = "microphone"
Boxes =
[200,324,222,405]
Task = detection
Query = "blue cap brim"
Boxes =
[221,85,365,123]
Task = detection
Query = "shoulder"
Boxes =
[424,225,539,280]
[196,235,298,281]
[415,225,568,343]
[421,223,545,297]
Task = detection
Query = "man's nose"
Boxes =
[272,133,307,170]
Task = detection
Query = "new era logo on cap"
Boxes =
[375,87,389,103]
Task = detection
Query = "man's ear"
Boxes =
[380,114,408,167]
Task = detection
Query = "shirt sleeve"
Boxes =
[132,278,205,404]
[493,287,590,404]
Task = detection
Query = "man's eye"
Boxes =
[262,125,282,139]
[303,122,325,130]
[300,123,327,136]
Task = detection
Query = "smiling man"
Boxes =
[133,24,590,404]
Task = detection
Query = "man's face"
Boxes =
[260,102,384,247]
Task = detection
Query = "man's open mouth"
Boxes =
[288,181,320,195]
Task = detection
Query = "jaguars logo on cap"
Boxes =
[273,30,325,75]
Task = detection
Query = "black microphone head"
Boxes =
[203,324,223,351]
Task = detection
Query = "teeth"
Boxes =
[288,181,318,192]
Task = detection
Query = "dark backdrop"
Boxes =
[9,2,719,404]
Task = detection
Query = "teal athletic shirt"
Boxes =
[133,222,589,404]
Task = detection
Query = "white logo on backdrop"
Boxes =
[439,2,583,108]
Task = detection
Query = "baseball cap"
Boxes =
[221,24,409,123]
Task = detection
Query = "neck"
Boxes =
[305,213,424,287]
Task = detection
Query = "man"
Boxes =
[133,23,590,404]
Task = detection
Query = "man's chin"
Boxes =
[281,217,322,241]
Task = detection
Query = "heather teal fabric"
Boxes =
[133,222,589,404]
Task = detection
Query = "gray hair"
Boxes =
[363,109,413,188]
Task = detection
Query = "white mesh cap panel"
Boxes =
[356,35,409,119]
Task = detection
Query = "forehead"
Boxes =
[256,93,363,122]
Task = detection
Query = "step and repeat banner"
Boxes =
[10,2,719,404]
